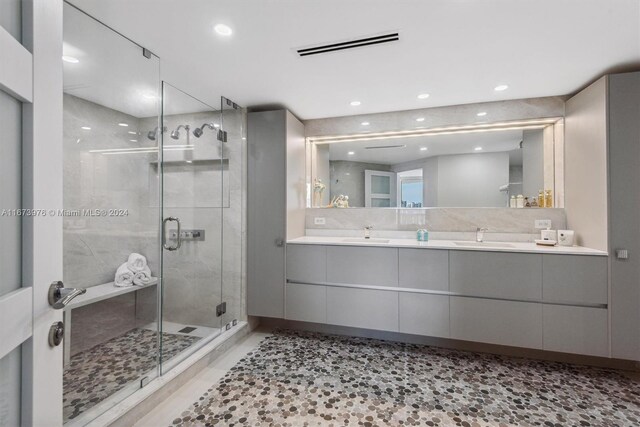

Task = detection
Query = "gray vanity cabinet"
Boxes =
[326,246,398,286]
[542,305,608,357]
[326,287,399,332]
[542,255,607,305]
[286,244,326,283]
[398,249,448,291]
[450,297,543,349]
[449,251,542,300]
[285,283,327,324]
[399,293,449,337]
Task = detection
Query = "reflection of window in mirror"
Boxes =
[397,169,423,207]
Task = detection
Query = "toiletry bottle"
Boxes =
[509,196,516,208]
[531,197,538,208]
[417,229,429,242]
[538,190,545,208]
[524,197,531,207]
[545,189,553,208]
[516,194,524,208]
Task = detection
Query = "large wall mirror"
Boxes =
[308,118,564,208]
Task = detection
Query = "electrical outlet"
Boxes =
[314,217,326,225]
[535,219,552,229]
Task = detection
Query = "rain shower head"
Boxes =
[171,124,189,140]
[147,126,167,141]
[192,123,219,138]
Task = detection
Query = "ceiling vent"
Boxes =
[297,32,399,57]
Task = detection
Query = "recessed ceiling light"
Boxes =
[417,93,430,99]
[494,84,509,91]
[348,151,355,155]
[416,117,425,122]
[214,24,233,36]
[81,126,91,130]
[350,101,361,106]
[420,147,427,151]
[474,146,483,151]
[128,131,137,135]
[130,139,138,142]
[118,123,129,127]
[62,55,79,63]
[186,160,193,164]
[213,123,220,128]
[361,122,370,126]
[477,112,487,117]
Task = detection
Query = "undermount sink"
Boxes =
[342,238,391,244]
[454,241,514,248]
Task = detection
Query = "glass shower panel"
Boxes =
[62,3,161,424]
[159,84,224,372]
[220,97,246,326]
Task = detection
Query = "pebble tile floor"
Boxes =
[64,328,200,421]
[172,330,640,426]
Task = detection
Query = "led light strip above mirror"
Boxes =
[309,118,562,144]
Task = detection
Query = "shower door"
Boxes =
[159,83,225,371]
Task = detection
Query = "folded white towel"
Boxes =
[114,263,134,287]
[133,266,153,286]
[127,253,147,273]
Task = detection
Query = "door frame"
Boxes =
[0,0,64,425]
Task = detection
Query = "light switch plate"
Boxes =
[314,217,326,225]
[535,219,552,229]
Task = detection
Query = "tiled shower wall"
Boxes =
[63,94,246,349]
[305,207,567,241]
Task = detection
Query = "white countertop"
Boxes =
[288,236,608,256]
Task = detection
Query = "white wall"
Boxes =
[436,152,509,207]
[522,129,544,197]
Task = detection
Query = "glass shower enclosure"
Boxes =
[62,3,244,424]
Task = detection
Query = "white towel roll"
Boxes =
[114,263,134,287]
[133,266,153,286]
[127,253,147,273]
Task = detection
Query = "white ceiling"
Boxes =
[326,128,524,164]
[69,0,640,120]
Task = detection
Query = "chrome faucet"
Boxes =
[476,227,488,242]
[364,225,373,239]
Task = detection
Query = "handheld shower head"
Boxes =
[171,124,189,140]
[192,123,219,138]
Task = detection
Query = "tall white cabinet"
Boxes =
[247,110,305,318]
[565,72,640,361]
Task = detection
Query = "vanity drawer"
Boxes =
[285,283,326,324]
[326,287,399,332]
[542,255,607,305]
[542,305,608,357]
[399,249,449,291]
[450,251,542,300]
[286,244,326,283]
[450,296,542,349]
[399,293,449,338]
[326,246,398,287]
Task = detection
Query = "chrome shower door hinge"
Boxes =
[140,376,150,388]
[217,130,228,142]
[216,302,227,317]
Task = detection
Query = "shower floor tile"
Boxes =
[171,330,640,426]
[63,328,200,422]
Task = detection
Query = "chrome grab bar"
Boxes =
[163,216,182,251]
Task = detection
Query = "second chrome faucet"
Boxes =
[364,225,373,239]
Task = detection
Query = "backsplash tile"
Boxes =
[306,207,566,234]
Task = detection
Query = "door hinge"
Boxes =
[217,130,228,142]
[216,302,227,317]
[142,48,152,59]
[140,376,150,388]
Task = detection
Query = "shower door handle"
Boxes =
[163,216,182,251]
